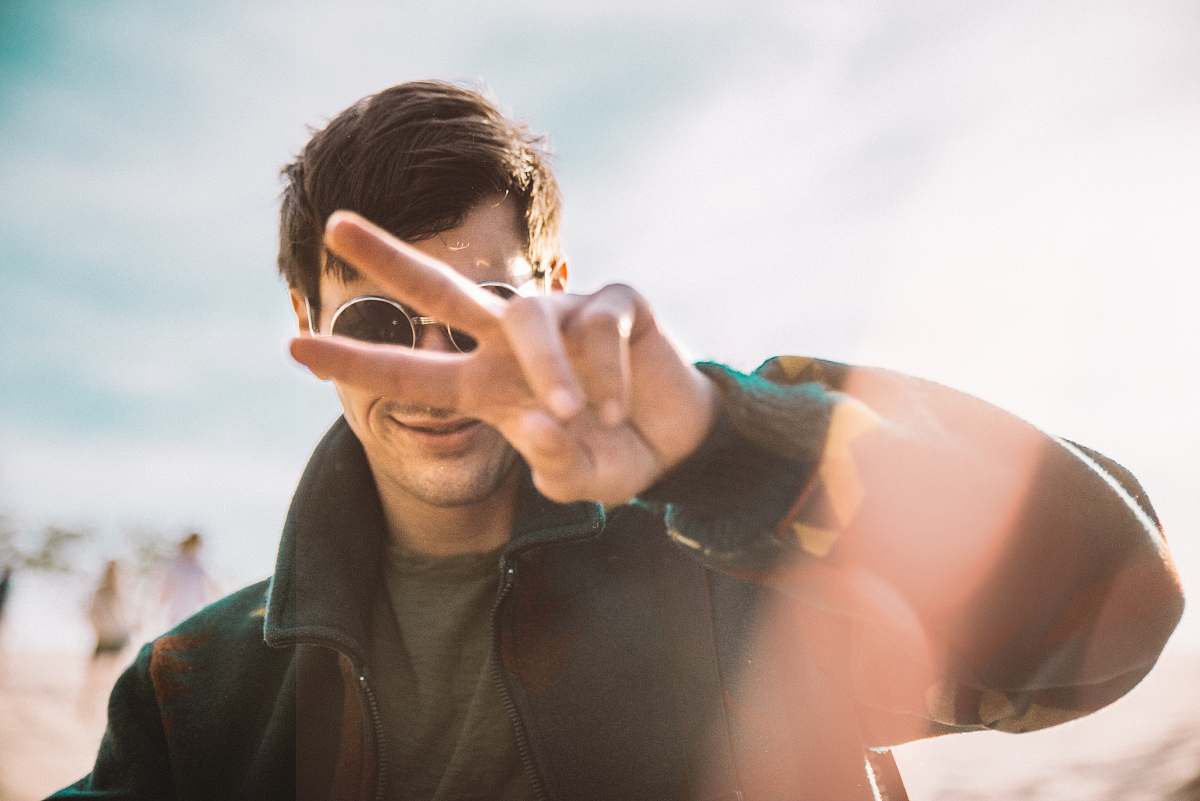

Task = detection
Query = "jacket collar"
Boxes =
[263,417,603,664]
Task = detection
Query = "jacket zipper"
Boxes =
[272,511,603,801]
[357,670,389,801]
[265,635,388,801]
[490,558,551,801]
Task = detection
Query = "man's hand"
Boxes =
[290,211,719,505]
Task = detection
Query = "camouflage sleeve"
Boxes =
[640,356,1185,744]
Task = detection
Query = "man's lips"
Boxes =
[390,417,479,435]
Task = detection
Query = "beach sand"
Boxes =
[1,645,1196,800]
[0,648,110,801]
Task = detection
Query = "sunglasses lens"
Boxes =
[447,284,519,353]
[480,284,519,301]
[331,299,415,347]
[447,328,478,352]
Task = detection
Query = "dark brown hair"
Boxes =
[277,81,562,315]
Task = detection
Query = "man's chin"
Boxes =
[370,437,521,509]
[394,465,519,508]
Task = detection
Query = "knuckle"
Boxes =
[500,295,549,331]
[579,307,620,337]
[599,282,638,301]
[600,282,645,314]
[507,295,545,318]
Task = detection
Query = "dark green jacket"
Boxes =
[53,357,1183,800]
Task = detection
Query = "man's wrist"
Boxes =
[662,365,721,474]
[638,359,836,539]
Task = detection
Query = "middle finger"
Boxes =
[498,294,586,420]
[324,211,505,337]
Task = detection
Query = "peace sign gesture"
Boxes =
[290,211,718,505]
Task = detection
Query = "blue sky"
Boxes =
[2,1,1197,653]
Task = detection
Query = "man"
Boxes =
[55,81,1183,800]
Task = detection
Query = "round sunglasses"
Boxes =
[309,281,526,353]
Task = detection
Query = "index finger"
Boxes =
[290,335,464,410]
[324,211,506,335]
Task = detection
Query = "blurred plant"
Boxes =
[127,527,177,577]
[0,513,93,573]
[0,513,16,566]
[21,524,92,573]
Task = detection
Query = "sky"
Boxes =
[1,0,1197,653]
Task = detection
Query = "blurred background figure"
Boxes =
[159,532,219,630]
[78,560,132,719]
[0,564,11,640]
[0,564,11,677]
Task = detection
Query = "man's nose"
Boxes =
[413,320,457,353]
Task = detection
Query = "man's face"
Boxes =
[292,198,562,509]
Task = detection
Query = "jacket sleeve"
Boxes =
[46,643,176,800]
[640,356,1185,746]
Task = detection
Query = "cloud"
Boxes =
[2,0,1196,646]
[565,0,1200,640]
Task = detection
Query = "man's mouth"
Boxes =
[391,417,479,435]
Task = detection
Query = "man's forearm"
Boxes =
[641,355,1184,740]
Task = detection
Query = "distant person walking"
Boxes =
[159,532,218,629]
[0,564,12,670]
[79,560,132,718]
[0,564,11,637]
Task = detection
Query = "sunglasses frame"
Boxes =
[306,279,537,353]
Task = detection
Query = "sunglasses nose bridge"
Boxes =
[410,316,461,353]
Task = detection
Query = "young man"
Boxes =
[55,81,1183,801]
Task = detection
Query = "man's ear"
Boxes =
[289,289,313,335]
[547,260,569,293]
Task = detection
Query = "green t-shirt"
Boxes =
[369,541,532,801]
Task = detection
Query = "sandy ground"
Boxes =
[1,645,1197,800]
[0,647,112,801]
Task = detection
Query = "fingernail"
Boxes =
[289,339,328,379]
[601,399,624,426]
[548,387,582,419]
[325,210,349,235]
[288,338,307,362]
